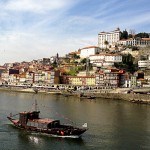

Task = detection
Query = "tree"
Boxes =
[135,32,149,38]
[128,34,133,38]
[104,40,109,49]
[67,69,77,76]
[80,58,87,64]
[73,53,80,59]
[132,46,138,51]
[52,60,57,68]
[122,54,133,65]
[115,54,137,73]
[121,30,128,39]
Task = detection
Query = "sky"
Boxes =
[0,0,150,65]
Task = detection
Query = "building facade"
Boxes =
[89,53,122,67]
[95,68,125,88]
[138,60,150,69]
[130,76,137,88]
[118,38,150,47]
[68,76,95,86]
[98,28,121,48]
[80,46,100,58]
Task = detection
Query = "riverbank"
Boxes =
[0,87,149,105]
[94,93,150,104]
[0,87,61,94]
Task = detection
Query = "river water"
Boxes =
[0,91,150,150]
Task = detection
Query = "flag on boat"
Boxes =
[82,123,87,128]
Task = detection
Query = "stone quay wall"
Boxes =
[94,93,150,104]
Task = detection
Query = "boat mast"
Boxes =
[35,99,38,112]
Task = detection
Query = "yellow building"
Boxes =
[68,76,95,85]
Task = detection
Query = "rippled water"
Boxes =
[0,91,150,150]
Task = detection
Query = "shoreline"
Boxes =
[0,87,149,105]
[0,87,61,94]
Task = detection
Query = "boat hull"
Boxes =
[7,117,86,138]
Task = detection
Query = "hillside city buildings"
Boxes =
[118,38,150,47]
[98,28,150,48]
[0,28,150,90]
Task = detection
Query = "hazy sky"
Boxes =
[0,0,149,65]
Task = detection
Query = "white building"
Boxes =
[138,60,150,69]
[80,46,101,58]
[138,55,150,69]
[105,54,122,62]
[118,38,150,47]
[98,28,121,48]
[89,53,122,67]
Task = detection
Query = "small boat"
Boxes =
[80,96,96,99]
[79,93,96,99]
[7,101,87,138]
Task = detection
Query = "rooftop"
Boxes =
[28,118,54,124]
[80,46,100,50]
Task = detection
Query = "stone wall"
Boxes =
[95,93,150,104]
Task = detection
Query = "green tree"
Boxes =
[128,34,133,38]
[52,60,57,68]
[115,54,137,73]
[121,30,128,39]
[67,69,77,76]
[135,32,149,38]
[73,53,80,59]
[132,46,138,51]
[104,40,109,49]
[80,58,87,64]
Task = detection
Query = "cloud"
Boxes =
[4,0,71,13]
[0,0,149,65]
[0,29,97,64]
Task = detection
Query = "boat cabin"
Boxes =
[19,111,61,129]
[19,111,40,126]
[27,119,60,129]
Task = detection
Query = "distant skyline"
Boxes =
[0,0,150,65]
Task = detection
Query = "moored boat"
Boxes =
[80,95,96,99]
[78,93,96,99]
[7,101,87,138]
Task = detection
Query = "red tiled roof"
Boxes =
[142,38,150,41]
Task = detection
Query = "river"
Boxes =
[0,91,150,150]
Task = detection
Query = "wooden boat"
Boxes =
[78,93,96,99]
[7,101,87,138]
[80,96,96,99]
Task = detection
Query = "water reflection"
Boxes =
[17,131,85,150]
[29,136,39,144]
[0,91,150,150]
